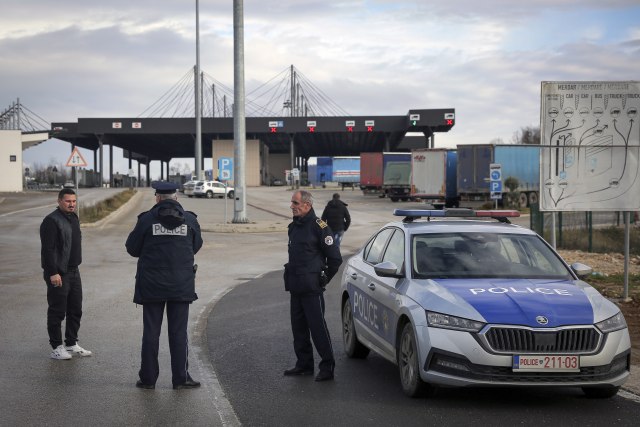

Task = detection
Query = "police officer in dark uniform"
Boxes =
[125,182,203,390]
[284,190,342,382]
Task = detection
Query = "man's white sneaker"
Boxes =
[50,345,72,360]
[65,344,92,357]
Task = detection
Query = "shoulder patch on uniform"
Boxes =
[316,218,328,229]
[325,235,334,246]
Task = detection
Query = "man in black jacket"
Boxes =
[321,193,351,248]
[126,182,203,390]
[284,190,342,381]
[40,188,92,360]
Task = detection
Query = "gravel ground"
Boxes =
[558,250,640,365]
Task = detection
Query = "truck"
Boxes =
[410,148,458,208]
[331,156,360,190]
[308,156,333,187]
[457,144,541,207]
[382,154,413,202]
[360,152,412,196]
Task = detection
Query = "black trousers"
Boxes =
[140,301,191,386]
[45,269,83,349]
[290,293,335,373]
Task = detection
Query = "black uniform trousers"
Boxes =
[140,301,191,386]
[45,268,83,349]
[290,293,335,373]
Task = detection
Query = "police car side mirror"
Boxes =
[374,261,403,278]
[571,262,592,279]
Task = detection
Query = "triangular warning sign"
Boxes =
[66,147,88,167]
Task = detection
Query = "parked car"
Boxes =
[183,181,196,197]
[340,208,630,398]
[63,181,75,189]
[192,180,234,199]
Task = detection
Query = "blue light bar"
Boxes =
[393,209,445,217]
[393,208,520,223]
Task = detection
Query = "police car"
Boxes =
[340,209,630,398]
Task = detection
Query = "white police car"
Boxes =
[340,209,630,398]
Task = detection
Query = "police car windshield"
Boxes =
[412,232,572,280]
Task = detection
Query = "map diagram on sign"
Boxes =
[540,81,640,211]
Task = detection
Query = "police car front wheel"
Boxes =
[398,323,434,398]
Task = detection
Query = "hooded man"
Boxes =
[126,181,203,390]
[321,193,351,248]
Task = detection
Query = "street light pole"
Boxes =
[194,0,203,180]
[232,0,248,223]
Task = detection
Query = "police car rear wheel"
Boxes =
[342,299,370,359]
[398,323,430,397]
[581,386,620,398]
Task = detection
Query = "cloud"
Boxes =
[5,0,640,178]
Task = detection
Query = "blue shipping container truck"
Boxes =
[332,156,360,190]
[308,156,333,186]
[457,144,540,207]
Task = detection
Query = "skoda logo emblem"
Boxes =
[536,316,549,325]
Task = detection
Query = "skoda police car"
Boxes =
[340,209,630,398]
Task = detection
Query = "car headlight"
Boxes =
[595,311,627,333]
[427,311,485,332]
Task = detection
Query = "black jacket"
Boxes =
[126,199,203,304]
[40,208,81,277]
[321,199,351,233]
[284,208,342,295]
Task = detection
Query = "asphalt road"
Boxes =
[207,265,640,427]
[0,186,637,426]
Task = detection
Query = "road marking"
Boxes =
[0,203,56,218]
[619,389,640,403]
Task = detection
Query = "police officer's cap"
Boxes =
[152,181,179,195]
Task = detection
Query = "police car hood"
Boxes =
[409,278,619,328]
[152,200,185,229]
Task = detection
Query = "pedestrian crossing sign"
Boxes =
[66,147,88,168]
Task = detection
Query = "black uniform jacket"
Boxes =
[321,199,351,233]
[126,199,203,304]
[285,209,342,295]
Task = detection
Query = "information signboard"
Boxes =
[540,81,640,211]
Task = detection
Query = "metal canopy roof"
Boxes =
[51,108,455,162]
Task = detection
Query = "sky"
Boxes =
[3,0,640,180]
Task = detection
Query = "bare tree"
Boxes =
[511,126,540,145]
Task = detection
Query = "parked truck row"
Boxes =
[306,145,542,207]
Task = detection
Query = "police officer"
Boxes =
[284,190,342,382]
[125,182,203,390]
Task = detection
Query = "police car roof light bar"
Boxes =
[393,208,520,223]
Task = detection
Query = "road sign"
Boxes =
[218,157,233,181]
[66,147,88,167]
[490,191,502,200]
[490,181,503,192]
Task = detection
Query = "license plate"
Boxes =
[513,355,580,372]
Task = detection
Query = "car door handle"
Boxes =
[350,273,358,279]
[368,283,376,291]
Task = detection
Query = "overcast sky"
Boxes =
[3,0,640,180]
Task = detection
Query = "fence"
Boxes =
[530,203,639,255]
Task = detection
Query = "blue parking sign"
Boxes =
[218,157,233,181]
[490,181,502,192]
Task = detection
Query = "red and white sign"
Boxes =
[66,147,88,168]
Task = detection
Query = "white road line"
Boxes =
[0,203,56,218]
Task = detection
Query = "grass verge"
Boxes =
[80,189,136,224]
